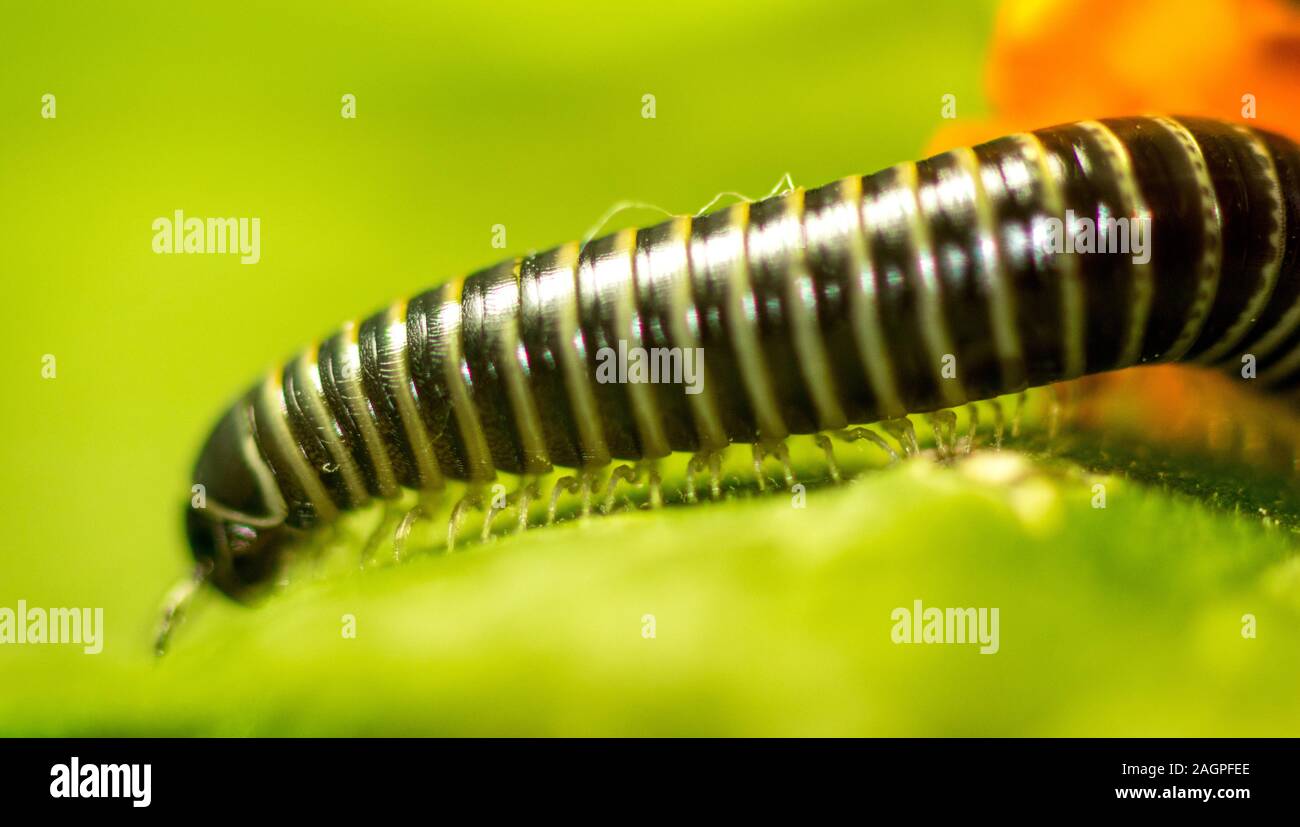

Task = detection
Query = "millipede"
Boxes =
[166,115,1300,649]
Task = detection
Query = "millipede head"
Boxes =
[186,405,301,601]
[183,505,298,601]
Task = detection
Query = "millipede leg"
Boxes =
[393,490,444,562]
[514,477,540,534]
[750,445,768,494]
[1011,391,1027,439]
[773,442,795,489]
[547,476,582,525]
[153,560,212,657]
[480,490,507,543]
[751,442,795,490]
[445,489,484,554]
[686,453,713,502]
[837,426,899,464]
[601,464,639,514]
[479,478,540,542]
[881,418,919,457]
[927,415,947,461]
[991,399,1006,450]
[479,480,538,542]
[393,509,421,560]
[943,410,958,458]
[928,410,958,461]
[813,433,842,484]
[1047,385,1064,440]
[963,403,981,455]
[578,471,598,517]
[636,459,664,509]
[361,501,403,567]
[686,451,724,501]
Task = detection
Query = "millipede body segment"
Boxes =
[186,116,1300,599]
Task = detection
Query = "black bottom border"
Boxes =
[0,738,1287,813]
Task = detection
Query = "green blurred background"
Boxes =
[3,0,1298,736]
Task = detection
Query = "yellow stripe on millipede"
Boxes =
[1154,116,1224,361]
[493,260,551,475]
[612,228,672,458]
[952,146,1025,389]
[441,277,496,481]
[294,347,368,505]
[785,189,848,430]
[841,175,906,417]
[340,320,400,497]
[727,202,788,442]
[662,215,730,449]
[1016,132,1086,379]
[1076,120,1156,367]
[385,300,444,489]
[258,372,339,522]
[554,241,611,468]
[1197,125,1286,365]
[898,161,965,407]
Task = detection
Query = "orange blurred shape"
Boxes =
[928,0,1300,152]
[1068,365,1300,474]
[925,0,1300,442]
